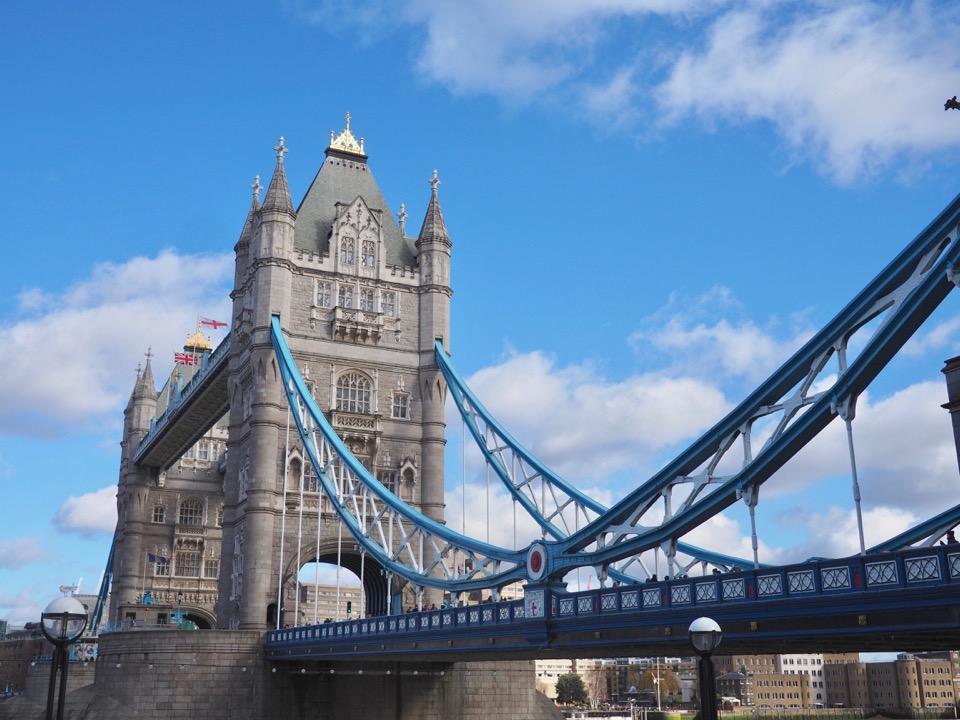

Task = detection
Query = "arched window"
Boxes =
[178,497,204,526]
[340,237,355,264]
[336,372,372,414]
[361,240,376,267]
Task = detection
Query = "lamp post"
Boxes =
[176,590,184,626]
[40,596,87,720]
[689,617,722,720]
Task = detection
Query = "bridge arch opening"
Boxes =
[296,555,389,623]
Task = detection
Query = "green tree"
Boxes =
[556,672,589,705]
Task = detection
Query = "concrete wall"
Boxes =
[0,630,563,720]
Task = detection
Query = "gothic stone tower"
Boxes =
[112,332,228,629]
[217,118,451,629]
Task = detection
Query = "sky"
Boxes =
[2,0,960,628]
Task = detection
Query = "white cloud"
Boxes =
[446,483,543,550]
[655,2,960,183]
[791,504,919,560]
[0,250,232,436]
[452,348,729,482]
[901,315,960,357]
[405,0,722,100]
[0,588,43,627]
[683,513,788,567]
[317,1,960,183]
[53,486,117,536]
[0,538,48,569]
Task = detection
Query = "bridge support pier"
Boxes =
[0,632,563,720]
[267,659,563,720]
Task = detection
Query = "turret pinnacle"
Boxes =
[128,348,158,408]
[416,170,449,246]
[236,175,261,251]
[261,137,294,213]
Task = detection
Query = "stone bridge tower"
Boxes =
[217,117,451,629]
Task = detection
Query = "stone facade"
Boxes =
[112,334,227,630]
[111,118,452,633]
[0,632,562,720]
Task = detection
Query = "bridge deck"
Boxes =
[266,545,960,662]
[133,338,231,468]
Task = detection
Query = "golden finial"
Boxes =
[329,112,366,155]
[185,321,213,351]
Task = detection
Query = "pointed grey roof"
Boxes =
[236,184,260,251]
[294,130,417,267]
[417,170,449,246]
[262,138,294,214]
[128,352,158,407]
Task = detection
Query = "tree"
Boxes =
[556,672,589,705]
[638,667,681,704]
[587,665,611,707]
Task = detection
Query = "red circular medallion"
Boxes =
[530,550,542,574]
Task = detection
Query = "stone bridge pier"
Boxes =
[0,631,562,720]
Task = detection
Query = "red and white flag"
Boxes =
[174,352,199,365]
[200,317,227,329]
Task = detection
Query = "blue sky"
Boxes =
[2,0,960,626]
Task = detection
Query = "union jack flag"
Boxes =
[174,352,199,365]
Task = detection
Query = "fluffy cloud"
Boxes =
[53,486,117,537]
[656,2,960,183]
[630,286,814,383]
[450,347,730,482]
[405,0,723,99]
[0,588,43,627]
[791,505,919,560]
[0,250,232,436]
[302,0,960,183]
[0,538,48,569]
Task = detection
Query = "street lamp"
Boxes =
[40,596,87,720]
[689,617,722,720]
[176,591,184,626]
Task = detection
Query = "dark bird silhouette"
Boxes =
[946,96,960,111]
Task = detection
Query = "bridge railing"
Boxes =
[268,599,527,645]
[265,545,960,649]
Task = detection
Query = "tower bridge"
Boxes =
[75,116,960,719]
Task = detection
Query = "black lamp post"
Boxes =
[40,596,87,720]
[689,617,722,720]
[176,590,184,626]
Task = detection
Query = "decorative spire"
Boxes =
[131,347,158,402]
[397,203,408,234]
[328,112,366,157]
[262,136,294,213]
[250,174,263,204]
[417,169,449,246]
[274,136,288,163]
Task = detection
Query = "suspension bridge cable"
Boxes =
[277,400,292,630]
[838,397,867,555]
[312,428,322,625]
[335,465,343,622]
[360,485,366,619]
[294,411,307,626]
[485,461,490,545]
